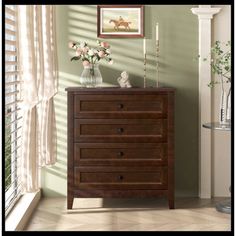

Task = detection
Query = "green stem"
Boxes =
[90,63,95,76]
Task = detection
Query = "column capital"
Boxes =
[191,6,221,19]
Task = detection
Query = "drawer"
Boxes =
[74,166,168,190]
[74,143,168,166]
[74,95,168,119]
[74,119,167,143]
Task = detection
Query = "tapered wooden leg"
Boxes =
[169,197,175,209]
[67,197,74,209]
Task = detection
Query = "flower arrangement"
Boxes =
[68,40,113,87]
[68,40,113,71]
[202,40,231,124]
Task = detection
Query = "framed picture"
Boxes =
[97,5,144,38]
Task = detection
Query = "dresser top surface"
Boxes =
[65,87,175,93]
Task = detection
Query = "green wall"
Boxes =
[41,5,199,197]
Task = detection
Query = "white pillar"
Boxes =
[191,6,221,198]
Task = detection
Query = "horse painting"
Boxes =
[109,19,131,31]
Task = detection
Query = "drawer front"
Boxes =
[74,166,167,190]
[74,143,168,166]
[74,95,168,119]
[74,119,167,143]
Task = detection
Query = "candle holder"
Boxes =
[143,53,147,88]
[156,40,160,87]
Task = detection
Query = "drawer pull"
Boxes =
[117,128,124,134]
[117,104,124,109]
[117,151,124,157]
[118,175,124,180]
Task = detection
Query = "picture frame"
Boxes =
[97,5,144,38]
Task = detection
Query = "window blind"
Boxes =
[5,5,23,216]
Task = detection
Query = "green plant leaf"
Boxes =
[71,56,80,61]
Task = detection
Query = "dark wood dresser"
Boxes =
[65,87,175,209]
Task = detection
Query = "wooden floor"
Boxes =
[24,197,231,231]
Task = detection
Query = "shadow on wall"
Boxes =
[41,77,68,196]
[41,5,199,198]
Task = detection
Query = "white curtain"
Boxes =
[17,5,58,192]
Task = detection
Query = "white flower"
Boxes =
[93,49,98,54]
[88,49,94,56]
[80,42,86,48]
[106,49,111,54]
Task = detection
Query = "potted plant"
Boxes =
[203,40,231,124]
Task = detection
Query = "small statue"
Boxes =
[117,71,132,88]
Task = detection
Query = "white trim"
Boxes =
[191,6,221,199]
[191,7,221,19]
[5,190,41,231]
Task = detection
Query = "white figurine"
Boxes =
[117,71,132,88]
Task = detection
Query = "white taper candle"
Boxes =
[156,23,159,41]
[143,37,146,55]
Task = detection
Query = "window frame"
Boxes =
[5,5,23,217]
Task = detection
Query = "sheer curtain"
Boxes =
[17,5,58,192]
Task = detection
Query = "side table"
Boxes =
[202,122,231,214]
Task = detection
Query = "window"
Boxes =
[5,5,23,216]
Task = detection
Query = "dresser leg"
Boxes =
[67,197,74,209]
[168,198,175,209]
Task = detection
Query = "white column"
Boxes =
[191,6,221,198]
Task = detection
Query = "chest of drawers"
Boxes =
[66,87,175,209]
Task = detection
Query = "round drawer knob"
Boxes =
[117,151,124,157]
[118,104,124,109]
[117,128,124,134]
[118,175,124,180]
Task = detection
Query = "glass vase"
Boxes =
[80,63,102,87]
[226,87,231,124]
[219,83,231,125]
